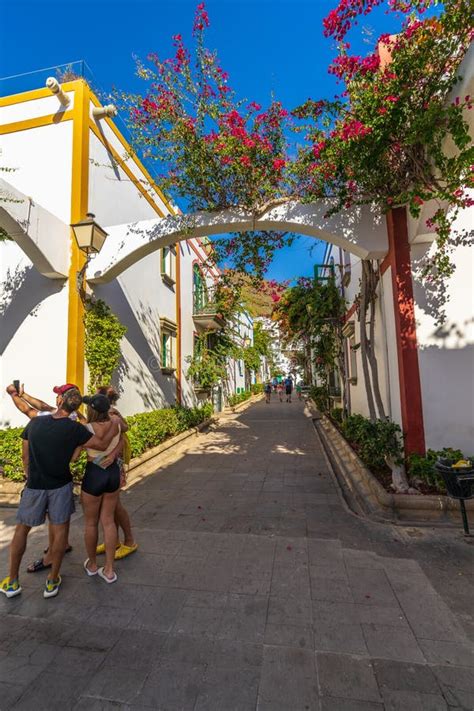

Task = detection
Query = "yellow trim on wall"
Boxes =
[89,120,165,218]
[66,81,90,391]
[0,111,74,135]
[89,89,175,216]
[0,80,80,108]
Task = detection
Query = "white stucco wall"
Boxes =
[412,235,474,453]
[88,132,165,228]
[0,241,69,428]
[0,121,73,223]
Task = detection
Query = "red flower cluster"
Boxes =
[273,159,286,171]
[323,0,385,41]
[312,141,326,158]
[336,118,372,141]
[329,52,380,79]
[193,2,210,33]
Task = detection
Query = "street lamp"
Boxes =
[71,213,108,256]
[71,213,108,302]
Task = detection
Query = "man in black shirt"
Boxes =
[1,389,116,599]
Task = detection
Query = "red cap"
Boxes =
[53,383,78,395]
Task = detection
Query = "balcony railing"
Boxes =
[193,289,225,330]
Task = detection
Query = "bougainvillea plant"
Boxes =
[296,0,474,278]
[121,3,292,215]
[122,0,473,280]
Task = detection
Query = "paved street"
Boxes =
[0,399,473,710]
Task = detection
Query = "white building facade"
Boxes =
[0,76,251,427]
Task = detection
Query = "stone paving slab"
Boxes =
[1,399,474,709]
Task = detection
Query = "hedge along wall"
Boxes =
[0,404,213,483]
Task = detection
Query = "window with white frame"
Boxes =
[161,245,176,286]
[160,318,177,371]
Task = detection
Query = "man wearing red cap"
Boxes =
[7,383,85,422]
[6,383,85,572]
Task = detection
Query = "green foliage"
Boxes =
[250,383,264,394]
[330,407,344,426]
[126,404,213,458]
[408,447,466,492]
[309,385,330,413]
[341,414,404,470]
[228,390,252,407]
[187,332,233,389]
[0,404,213,483]
[84,300,127,393]
[275,276,346,389]
[0,427,24,481]
[239,320,274,373]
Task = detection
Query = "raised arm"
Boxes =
[6,385,40,419]
[20,386,55,413]
[84,420,120,452]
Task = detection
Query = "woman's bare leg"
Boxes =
[100,490,120,578]
[81,492,102,573]
[115,498,135,547]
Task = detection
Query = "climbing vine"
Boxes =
[84,299,127,393]
[274,276,347,402]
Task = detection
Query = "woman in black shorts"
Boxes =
[80,394,122,584]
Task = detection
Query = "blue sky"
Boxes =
[0,0,402,282]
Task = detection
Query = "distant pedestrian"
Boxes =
[296,382,303,400]
[284,375,293,403]
[264,382,272,404]
[277,382,284,402]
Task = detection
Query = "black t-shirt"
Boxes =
[21,416,93,490]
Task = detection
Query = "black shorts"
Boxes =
[286,387,292,395]
[81,461,120,497]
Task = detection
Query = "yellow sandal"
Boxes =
[114,543,138,560]
[96,542,120,555]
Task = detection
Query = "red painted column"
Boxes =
[386,207,426,455]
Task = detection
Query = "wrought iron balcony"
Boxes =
[193,290,225,330]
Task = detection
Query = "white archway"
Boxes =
[86,200,388,284]
[0,179,69,279]
[0,179,389,283]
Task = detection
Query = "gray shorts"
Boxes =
[16,482,75,527]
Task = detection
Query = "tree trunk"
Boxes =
[359,263,377,421]
[384,456,411,493]
[367,290,386,420]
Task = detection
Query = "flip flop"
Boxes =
[83,559,98,577]
[114,543,138,560]
[26,558,52,574]
[97,567,117,584]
